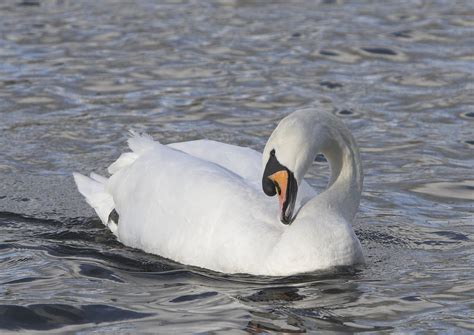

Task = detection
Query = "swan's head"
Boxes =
[262,148,297,224]
[262,109,325,224]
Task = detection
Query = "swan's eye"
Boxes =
[270,149,275,156]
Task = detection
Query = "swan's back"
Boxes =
[107,139,283,273]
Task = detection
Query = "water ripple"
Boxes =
[0,0,473,332]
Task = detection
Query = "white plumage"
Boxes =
[74,109,364,275]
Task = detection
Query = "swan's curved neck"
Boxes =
[308,122,363,221]
[263,109,362,222]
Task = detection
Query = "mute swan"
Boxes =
[74,108,364,276]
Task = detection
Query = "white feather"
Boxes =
[73,109,364,275]
[73,172,117,236]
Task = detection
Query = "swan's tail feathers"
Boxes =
[73,172,118,237]
[107,132,158,174]
[127,131,157,154]
[108,152,138,174]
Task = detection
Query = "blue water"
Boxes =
[0,0,473,332]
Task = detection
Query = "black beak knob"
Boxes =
[262,177,277,196]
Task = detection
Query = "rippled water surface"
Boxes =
[1,0,473,332]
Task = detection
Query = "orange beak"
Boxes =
[268,170,289,214]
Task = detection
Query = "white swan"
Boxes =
[74,109,364,276]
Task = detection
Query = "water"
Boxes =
[1,0,473,332]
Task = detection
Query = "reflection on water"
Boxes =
[412,180,474,201]
[0,0,473,332]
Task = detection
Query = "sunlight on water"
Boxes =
[0,0,473,332]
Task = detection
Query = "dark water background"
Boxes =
[1,0,473,332]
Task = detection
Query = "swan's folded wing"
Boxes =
[106,140,281,272]
[169,139,316,206]
[169,140,261,188]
